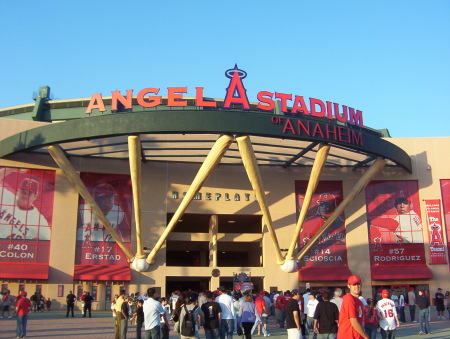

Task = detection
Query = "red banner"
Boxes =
[424,199,446,264]
[296,181,348,269]
[0,167,55,279]
[75,173,132,268]
[440,180,450,269]
[365,181,430,278]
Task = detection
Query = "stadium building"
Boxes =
[0,67,449,310]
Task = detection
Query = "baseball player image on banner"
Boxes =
[0,166,55,263]
[75,173,132,266]
[295,181,348,267]
[440,180,450,268]
[365,180,427,267]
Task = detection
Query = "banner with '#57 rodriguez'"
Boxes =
[365,180,426,267]
[75,173,132,266]
[0,166,55,264]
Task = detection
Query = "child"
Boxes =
[46,298,52,311]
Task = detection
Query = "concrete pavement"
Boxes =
[0,309,449,338]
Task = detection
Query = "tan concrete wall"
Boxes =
[1,133,449,306]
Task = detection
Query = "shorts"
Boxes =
[436,304,445,312]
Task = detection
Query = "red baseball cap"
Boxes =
[348,275,362,285]
[382,289,389,298]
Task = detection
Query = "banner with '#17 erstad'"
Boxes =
[75,173,132,266]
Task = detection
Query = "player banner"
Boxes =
[0,167,55,278]
[424,199,446,264]
[296,181,348,268]
[440,180,450,268]
[75,173,132,267]
[365,180,427,269]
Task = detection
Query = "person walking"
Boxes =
[15,291,31,338]
[363,298,378,339]
[179,292,204,339]
[251,291,270,337]
[306,292,319,339]
[201,291,222,339]
[376,290,400,339]
[337,275,368,339]
[238,292,261,339]
[285,289,303,339]
[216,287,235,339]
[407,288,417,322]
[313,291,339,339]
[417,289,431,335]
[143,287,169,339]
[2,289,12,319]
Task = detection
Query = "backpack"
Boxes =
[181,305,198,337]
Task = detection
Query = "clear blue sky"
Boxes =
[1,1,449,137]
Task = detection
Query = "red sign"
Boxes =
[440,180,450,269]
[296,181,348,269]
[424,199,446,264]
[365,181,429,278]
[0,167,55,278]
[75,173,132,268]
[84,65,364,127]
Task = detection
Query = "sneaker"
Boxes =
[418,331,424,335]
[264,334,271,337]
[8,316,13,319]
[413,320,418,322]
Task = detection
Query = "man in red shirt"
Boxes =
[252,291,270,336]
[15,291,32,338]
[338,275,369,339]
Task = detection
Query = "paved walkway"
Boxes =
[0,310,449,338]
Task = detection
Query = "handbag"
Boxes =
[236,326,243,336]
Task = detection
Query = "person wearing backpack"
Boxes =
[201,291,222,339]
[179,292,205,339]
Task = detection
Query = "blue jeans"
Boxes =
[317,334,337,339]
[419,308,430,334]
[220,319,234,339]
[16,315,28,338]
[145,325,161,339]
[380,328,396,339]
[205,327,220,339]
[251,316,268,335]
[364,324,378,339]
[409,305,416,322]
[306,316,317,339]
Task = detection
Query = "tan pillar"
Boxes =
[128,136,144,259]
[286,144,330,260]
[146,135,234,264]
[47,144,134,261]
[296,157,386,261]
[209,215,218,267]
[236,135,284,265]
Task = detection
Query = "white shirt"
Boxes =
[307,299,318,318]
[331,297,343,311]
[0,189,50,240]
[216,293,236,320]
[359,296,368,307]
[377,298,398,330]
[77,204,125,243]
[393,211,423,243]
[143,298,165,330]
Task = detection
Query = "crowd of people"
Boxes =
[91,280,449,339]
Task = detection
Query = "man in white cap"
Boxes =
[337,275,368,339]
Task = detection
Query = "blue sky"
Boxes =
[1,0,449,137]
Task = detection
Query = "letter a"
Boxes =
[223,65,250,110]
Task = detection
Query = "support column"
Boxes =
[209,215,218,267]
[286,144,330,261]
[47,144,134,261]
[296,157,386,261]
[146,135,233,264]
[236,135,284,265]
